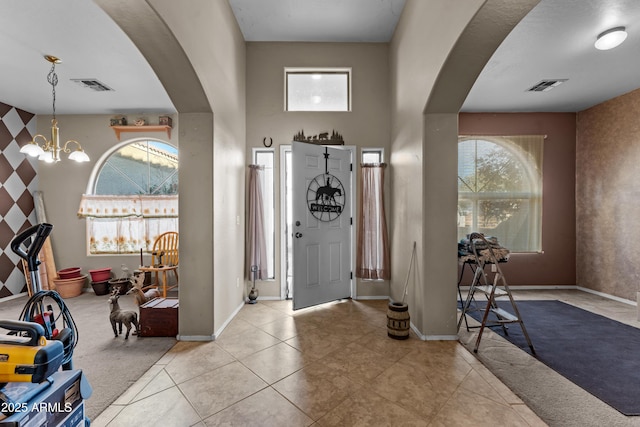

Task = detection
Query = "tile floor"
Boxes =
[93,296,549,426]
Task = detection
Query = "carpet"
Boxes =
[466,299,640,416]
[0,291,177,420]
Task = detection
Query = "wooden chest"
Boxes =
[139,298,178,337]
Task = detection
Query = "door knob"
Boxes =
[295,232,303,238]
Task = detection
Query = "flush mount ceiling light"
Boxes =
[595,26,628,50]
[20,55,90,163]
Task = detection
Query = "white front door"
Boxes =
[292,141,352,310]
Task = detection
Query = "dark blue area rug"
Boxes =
[467,300,640,415]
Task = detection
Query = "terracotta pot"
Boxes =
[53,274,87,298]
[89,268,112,282]
[58,267,81,279]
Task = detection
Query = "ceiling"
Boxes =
[1,0,639,115]
[464,0,640,112]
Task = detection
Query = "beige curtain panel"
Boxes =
[356,163,390,280]
[247,165,268,280]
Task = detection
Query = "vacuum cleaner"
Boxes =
[0,223,92,426]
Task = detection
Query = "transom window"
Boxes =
[285,68,351,112]
[458,136,543,252]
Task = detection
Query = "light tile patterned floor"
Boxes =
[93,297,546,426]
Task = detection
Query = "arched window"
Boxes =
[78,139,178,255]
[94,140,178,195]
[458,136,543,252]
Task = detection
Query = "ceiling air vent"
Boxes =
[526,79,567,92]
[71,79,113,92]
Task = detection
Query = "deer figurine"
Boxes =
[108,290,139,339]
[126,272,160,306]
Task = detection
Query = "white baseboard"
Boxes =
[178,300,245,341]
[425,335,459,341]
[474,284,638,307]
[176,334,214,341]
[251,296,281,301]
[1,292,28,302]
[576,286,637,306]
[459,284,638,306]
[509,285,577,290]
[458,284,576,292]
[410,322,457,341]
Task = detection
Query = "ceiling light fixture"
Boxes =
[594,26,627,50]
[20,55,90,163]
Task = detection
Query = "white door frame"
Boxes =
[280,144,357,301]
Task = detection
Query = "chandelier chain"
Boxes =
[19,54,90,163]
[47,62,58,119]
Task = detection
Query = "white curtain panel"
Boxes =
[78,195,178,254]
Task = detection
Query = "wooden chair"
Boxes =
[139,231,179,297]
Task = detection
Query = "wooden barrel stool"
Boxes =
[387,301,410,340]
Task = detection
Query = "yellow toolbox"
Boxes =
[0,321,64,385]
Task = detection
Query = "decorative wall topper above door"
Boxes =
[306,147,346,222]
[293,129,344,145]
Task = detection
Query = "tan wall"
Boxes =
[390,0,539,338]
[34,0,555,341]
[389,0,485,336]
[459,113,577,286]
[577,88,640,301]
[93,0,246,339]
[246,42,391,299]
[149,0,247,336]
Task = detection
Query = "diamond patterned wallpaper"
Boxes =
[0,102,38,298]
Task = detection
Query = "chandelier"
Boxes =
[20,55,90,163]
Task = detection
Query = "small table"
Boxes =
[138,265,178,298]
